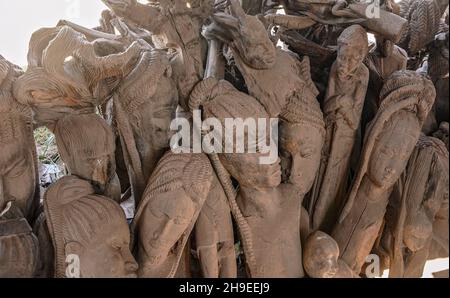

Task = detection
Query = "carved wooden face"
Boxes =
[55,115,116,194]
[404,210,434,252]
[368,111,421,188]
[304,232,340,278]
[336,43,366,78]
[136,74,178,149]
[280,121,323,193]
[137,188,196,275]
[0,136,35,216]
[220,153,281,189]
[66,217,138,278]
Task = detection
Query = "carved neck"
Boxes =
[239,186,279,217]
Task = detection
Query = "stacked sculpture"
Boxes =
[0,0,448,278]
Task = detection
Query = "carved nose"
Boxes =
[125,258,139,274]
[92,158,109,185]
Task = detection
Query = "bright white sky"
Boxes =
[0,0,108,66]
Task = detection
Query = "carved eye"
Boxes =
[300,147,314,158]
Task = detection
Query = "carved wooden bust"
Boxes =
[133,152,213,277]
[44,176,137,278]
[54,113,121,202]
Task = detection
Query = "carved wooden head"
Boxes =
[14,25,143,126]
[190,78,281,189]
[44,175,137,278]
[336,25,369,78]
[134,152,213,277]
[54,113,116,194]
[279,91,325,192]
[341,71,436,221]
[0,59,37,220]
[369,72,435,186]
[303,231,340,278]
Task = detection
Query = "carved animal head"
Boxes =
[204,0,276,69]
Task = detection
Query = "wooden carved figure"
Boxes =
[44,175,138,278]
[133,152,214,277]
[0,56,39,221]
[54,113,121,202]
[332,70,436,274]
[310,24,369,232]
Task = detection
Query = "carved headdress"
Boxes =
[44,176,127,277]
[339,70,436,222]
[280,88,326,136]
[0,216,39,278]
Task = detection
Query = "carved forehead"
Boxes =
[54,114,115,157]
[305,232,339,256]
[46,176,126,245]
[337,25,368,51]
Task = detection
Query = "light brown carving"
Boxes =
[310,25,369,232]
[303,231,357,278]
[102,0,213,109]
[332,70,435,274]
[13,25,143,126]
[189,77,304,277]
[0,203,39,278]
[113,48,178,204]
[194,173,236,278]
[54,113,121,202]
[1,56,40,221]
[133,152,214,277]
[381,135,449,277]
[44,175,137,278]
[399,0,448,54]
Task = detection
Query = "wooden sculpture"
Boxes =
[0,56,40,221]
[380,135,449,277]
[133,152,214,277]
[310,25,369,232]
[54,113,121,202]
[44,175,138,278]
[332,70,436,274]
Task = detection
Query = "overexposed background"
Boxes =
[0,0,107,66]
